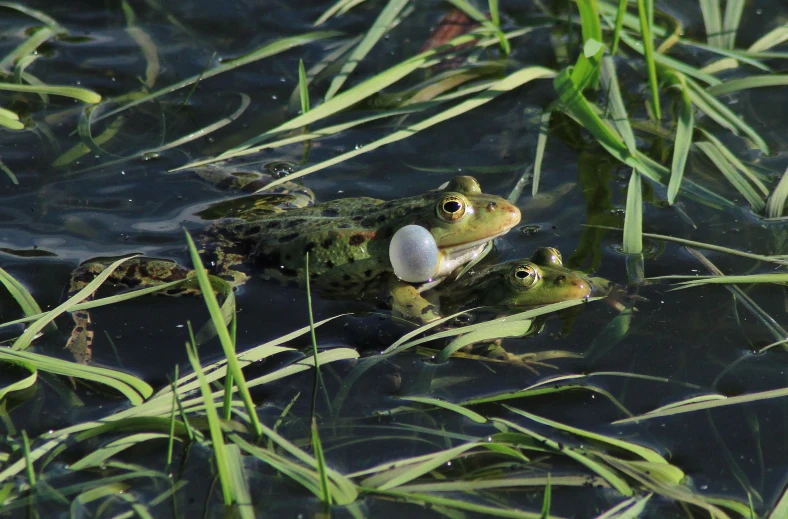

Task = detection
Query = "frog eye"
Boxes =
[510,264,540,289]
[530,247,562,266]
[437,194,467,221]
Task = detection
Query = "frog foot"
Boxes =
[388,278,441,325]
[480,340,559,375]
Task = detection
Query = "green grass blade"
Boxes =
[532,110,552,196]
[324,0,409,100]
[0,364,37,402]
[362,488,559,519]
[697,128,768,195]
[298,59,310,114]
[707,75,788,97]
[699,0,723,48]
[0,266,55,334]
[226,444,255,519]
[184,230,263,438]
[0,114,23,130]
[622,170,642,254]
[610,0,628,55]
[588,226,788,265]
[0,348,152,403]
[0,26,60,73]
[766,166,788,218]
[185,330,234,506]
[504,406,669,464]
[11,255,138,352]
[447,0,510,54]
[261,66,556,188]
[695,141,765,212]
[685,77,769,153]
[493,418,633,496]
[665,71,694,204]
[600,55,636,153]
[670,273,788,288]
[636,0,661,119]
[721,0,744,49]
[0,158,18,184]
[749,23,788,52]
[0,82,100,103]
[311,418,332,505]
[385,298,599,355]
[437,320,534,362]
[399,396,487,424]
[615,385,788,424]
[769,482,788,519]
[314,0,367,25]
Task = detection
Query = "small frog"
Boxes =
[65,171,521,363]
[428,247,608,368]
[435,246,599,313]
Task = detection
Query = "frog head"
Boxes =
[388,176,521,283]
[499,247,594,307]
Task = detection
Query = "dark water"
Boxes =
[1,0,788,517]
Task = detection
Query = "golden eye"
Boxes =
[511,264,540,288]
[437,194,466,221]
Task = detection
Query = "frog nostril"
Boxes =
[487,202,497,211]
[554,275,566,284]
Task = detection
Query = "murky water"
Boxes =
[1,1,788,517]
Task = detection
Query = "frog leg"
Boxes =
[388,278,442,324]
[65,258,194,363]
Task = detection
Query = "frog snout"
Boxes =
[487,199,521,226]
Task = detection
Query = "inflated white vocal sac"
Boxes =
[389,224,440,283]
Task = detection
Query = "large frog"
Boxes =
[65,171,521,363]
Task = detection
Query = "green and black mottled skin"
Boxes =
[66,168,521,363]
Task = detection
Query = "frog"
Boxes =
[426,246,609,368]
[434,246,601,313]
[64,170,521,363]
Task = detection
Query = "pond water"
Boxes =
[1,0,788,517]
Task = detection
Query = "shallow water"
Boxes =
[1,0,788,517]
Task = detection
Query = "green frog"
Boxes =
[435,247,600,313]
[65,171,521,363]
[427,247,608,368]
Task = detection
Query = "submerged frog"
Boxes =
[435,246,599,314]
[65,172,521,363]
[426,247,608,368]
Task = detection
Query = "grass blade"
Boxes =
[298,59,310,114]
[749,23,788,52]
[699,0,723,48]
[695,141,765,212]
[707,75,788,97]
[622,170,642,254]
[636,0,661,119]
[665,71,694,204]
[0,266,54,334]
[721,0,745,49]
[311,418,332,505]
[185,329,235,505]
[399,396,487,424]
[324,0,409,100]
[532,109,551,196]
[610,0,628,55]
[184,230,263,438]
[261,66,556,188]
[600,55,636,153]
[685,77,769,153]
[0,82,100,103]
[766,166,788,218]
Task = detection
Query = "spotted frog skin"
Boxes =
[65,172,520,363]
